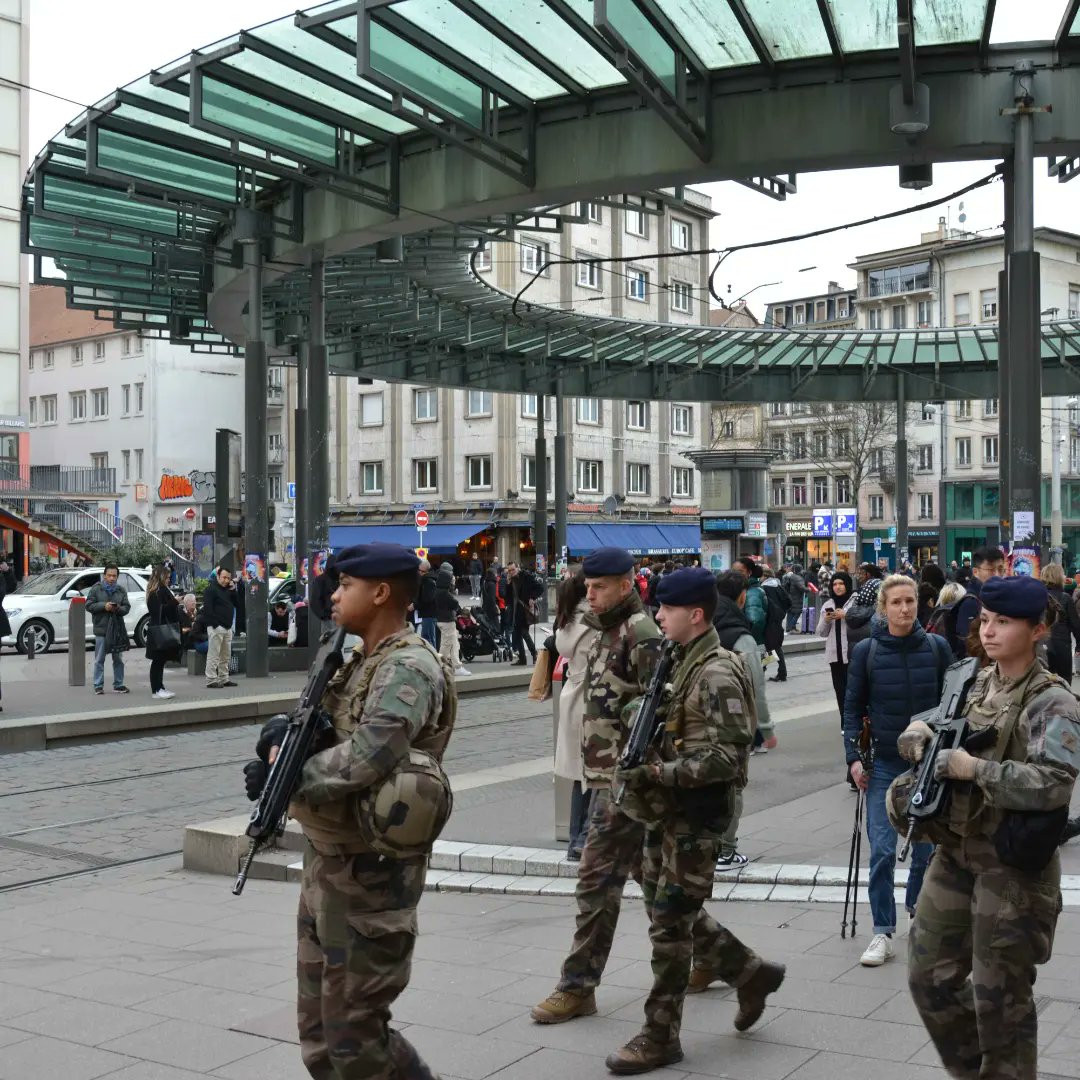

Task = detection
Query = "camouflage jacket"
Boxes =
[290,628,448,852]
[656,627,756,790]
[581,591,662,786]
[961,662,1080,820]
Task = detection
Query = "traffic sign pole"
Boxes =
[414,509,428,558]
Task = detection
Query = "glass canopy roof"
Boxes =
[22,0,1080,386]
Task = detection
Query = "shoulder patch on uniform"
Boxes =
[726,698,744,714]
[1062,728,1079,753]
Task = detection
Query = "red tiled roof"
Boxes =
[30,285,119,348]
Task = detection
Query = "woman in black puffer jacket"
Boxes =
[842,574,951,969]
[1040,562,1080,682]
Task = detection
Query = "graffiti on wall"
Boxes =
[158,469,217,502]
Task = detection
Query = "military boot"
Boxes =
[530,988,597,1024]
[686,965,721,994]
[605,1034,683,1075]
[734,961,786,1031]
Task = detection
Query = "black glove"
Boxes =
[614,764,654,791]
[255,714,289,763]
[243,759,268,801]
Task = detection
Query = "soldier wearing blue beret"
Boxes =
[599,565,785,1072]
[245,538,453,1079]
[902,570,1080,1078]
[582,545,636,577]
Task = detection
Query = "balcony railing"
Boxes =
[857,273,938,301]
[0,463,118,496]
[267,384,284,405]
[268,446,285,465]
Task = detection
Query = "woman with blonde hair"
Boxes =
[842,574,951,967]
[1040,562,1080,681]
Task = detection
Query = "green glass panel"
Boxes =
[741,0,832,60]
[981,484,998,517]
[201,76,337,166]
[655,0,759,67]
[912,0,987,46]
[395,0,566,99]
[957,335,984,361]
[1073,8,1080,35]
[890,335,916,363]
[96,128,237,203]
[598,0,676,94]
[29,218,152,267]
[825,0,896,52]
[52,261,154,293]
[43,175,178,237]
[475,0,624,87]
[368,20,483,125]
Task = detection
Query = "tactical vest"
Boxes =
[945,662,1065,840]
[290,633,456,857]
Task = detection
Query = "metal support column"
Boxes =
[1001,61,1042,551]
[534,406,549,618]
[307,260,330,643]
[937,402,947,565]
[895,374,908,567]
[294,335,309,605]
[214,429,232,568]
[1051,394,1063,563]
[242,240,269,678]
[554,377,567,573]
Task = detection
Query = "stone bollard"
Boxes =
[68,595,87,686]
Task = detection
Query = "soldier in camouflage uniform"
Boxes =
[605,567,785,1074]
[247,543,453,1080]
[898,576,1080,1080]
[531,547,663,1024]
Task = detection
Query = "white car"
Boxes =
[3,567,151,654]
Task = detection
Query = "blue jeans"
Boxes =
[420,617,439,650]
[93,635,125,690]
[866,755,932,934]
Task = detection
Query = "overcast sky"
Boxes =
[26,0,1080,318]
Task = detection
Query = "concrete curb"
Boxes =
[0,666,533,754]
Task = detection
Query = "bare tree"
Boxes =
[709,403,768,449]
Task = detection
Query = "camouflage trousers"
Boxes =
[908,840,1062,1080]
[641,824,760,1044]
[298,845,438,1080]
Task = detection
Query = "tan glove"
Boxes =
[934,747,978,781]
[897,719,934,763]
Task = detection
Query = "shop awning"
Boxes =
[565,523,700,557]
[329,523,484,554]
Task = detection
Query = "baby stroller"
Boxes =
[458,608,514,663]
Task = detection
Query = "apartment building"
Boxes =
[763,281,858,331]
[300,190,716,565]
[28,286,245,553]
[849,222,1080,565]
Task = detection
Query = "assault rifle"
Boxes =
[613,639,677,807]
[232,626,347,895]
[897,656,985,862]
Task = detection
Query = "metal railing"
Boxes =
[857,274,938,301]
[267,384,284,405]
[0,463,118,495]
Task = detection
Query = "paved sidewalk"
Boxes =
[0,859,1076,1079]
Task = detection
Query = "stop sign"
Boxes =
[415,509,429,529]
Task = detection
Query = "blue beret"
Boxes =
[334,543,419,579]
[582,546,634,577]
[656,567,717,607]
[980,575,1048,619]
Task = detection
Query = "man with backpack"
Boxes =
[761,568,791,682]
[782,564,807,633]
[952,546,1006,655]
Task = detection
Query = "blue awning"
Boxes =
[565,522,700,556]
[329,523,485,554]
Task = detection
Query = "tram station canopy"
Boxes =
[23,1,1080,402]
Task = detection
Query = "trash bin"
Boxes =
[551,659,571,843]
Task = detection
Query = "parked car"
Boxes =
[2,567,151,653]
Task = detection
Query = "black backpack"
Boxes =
[925,599,968,661]
[764,585,790,625]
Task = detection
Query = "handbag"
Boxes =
[148,622,182,653]
[528,648,553,701]
[104,612,130,654]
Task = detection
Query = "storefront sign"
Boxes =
[785,520,814,537]
[743,512,767,537]
[670,505,701,516]
[812,511,833,539]
[701,516,744,533]
[567,502,601,513]
[835,508,857,535]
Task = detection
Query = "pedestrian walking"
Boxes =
[901,576,1080,1079]
[782,563,806,633]
[469,554,482,599]
[85,564,130,695]
[603,566,785,1072]
[732,557,767,646]
[761,568,790,682]
[1041,562,1080,682]
[844,562,885,650]
[415,559,439,650]
[242,543,455,1080]
[817,570,854,721]
[202,566,237,689]
[553,569,594,860]
[531,546,663,1025]
[843,574,950,967]
[953,546,1007,652]
[145,565,181,699]
[497,562,514,638]
[435,561,469,676]
[481,567,499,625]
[508,564,539,666]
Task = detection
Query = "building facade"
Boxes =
[28,286,245,555]
[764,281,858,331]
[280,190,716,567]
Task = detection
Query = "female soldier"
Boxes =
[902,576,1080,1080]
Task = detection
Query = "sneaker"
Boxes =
[859,933,895,967]
[222,680,238,687]
[152,689,175,700]
[530,988,597,1024]
[751,745,769,755]
[94,687,104,695]
[734,961,786,1031]
[454,666,472,677]
[605,1034,683,1074]
[206,682,225,689]
[114,686,130,694]
[716,851,748,871]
